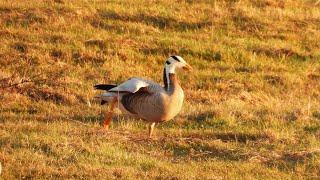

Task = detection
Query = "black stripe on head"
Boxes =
[166,60,171,65]
[171,55,180,62]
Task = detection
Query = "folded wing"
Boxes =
[108,77,163,93]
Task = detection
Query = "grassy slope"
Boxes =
[0,0,320,179]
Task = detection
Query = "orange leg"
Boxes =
[102,97,117,129]
[148,122,156,138]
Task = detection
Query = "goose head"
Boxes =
[165,55,193,74]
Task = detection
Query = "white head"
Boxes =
[165,55,192,74]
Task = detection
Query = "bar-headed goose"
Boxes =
[95,55,192,137]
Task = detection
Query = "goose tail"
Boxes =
[94,84,117,91]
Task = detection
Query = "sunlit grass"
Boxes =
[0,0,320,179]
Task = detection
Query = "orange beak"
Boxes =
[183,63,193,71]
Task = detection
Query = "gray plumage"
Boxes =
[120,74,184,122]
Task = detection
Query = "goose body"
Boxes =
[95,56,192,136]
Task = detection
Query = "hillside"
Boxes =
[0,0,320,179]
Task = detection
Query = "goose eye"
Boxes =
[166,61,171,65]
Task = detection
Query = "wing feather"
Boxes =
[109,77,163,93]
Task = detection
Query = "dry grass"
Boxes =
[0,0,320,179]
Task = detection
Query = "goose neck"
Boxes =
[163,67,179,92]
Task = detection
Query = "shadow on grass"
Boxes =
[123,133,250,161]
[140,47,221,62]
[170,143,249,161]
[187,112,217,122]
[125,131,272,162]
[92,10,211,32]
[250,46,312,61]
[164,131,271,144]
[70,113,137,126]
[71,114,102,123]
[212,132,270,143]
[264,150,320,172]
